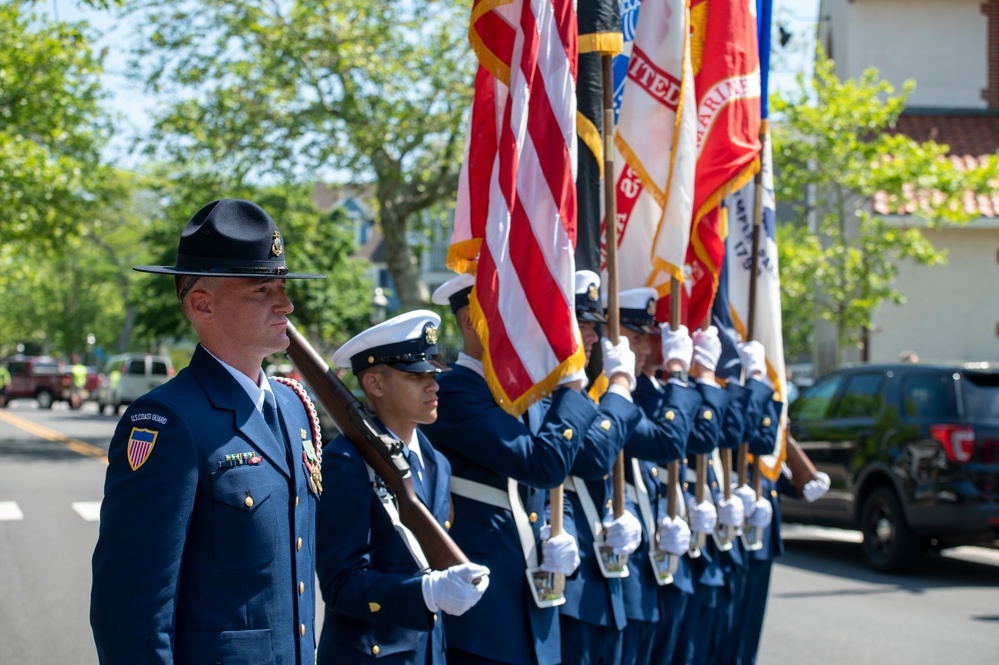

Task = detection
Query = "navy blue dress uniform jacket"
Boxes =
[91,345,318,665]
[421,363,597,665]
[316,429,450,664]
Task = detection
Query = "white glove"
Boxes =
[601,336,637,392]
[803,471,831,503]
[691,326,722,372]
[421,563,491,616]
[717,496,745,527]
[558,367,589,390]
[602,510,642,556]
[685,497,718,534]
[736,340,767,379]
[656,516,691,555]
[747,499,773,529]
[661,325,693,372]
[732,484,757,520]
[540,526,581,575]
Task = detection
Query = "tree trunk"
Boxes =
[378,206,428,311]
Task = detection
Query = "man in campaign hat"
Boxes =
[91,199,325,664]
[315,309,489,665]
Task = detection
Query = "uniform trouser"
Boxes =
[619,618,657,665]
[709,564,747,665]
[560,615,624,665]
[649,586,689,665]
[671,583,719,665]
[734,559,773,665]
[447,649,513,665]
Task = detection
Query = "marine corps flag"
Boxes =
[449,0,584,416]
[575,0,622,274]
[670,0,762,326]
[604,0,696,295]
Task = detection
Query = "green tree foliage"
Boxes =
[130,175,374,352]
[773,52,998,366]
[0,2,117,250]
[121,0,473,310]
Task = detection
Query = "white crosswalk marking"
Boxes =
[0,501,25,521]
[71,501,103,522]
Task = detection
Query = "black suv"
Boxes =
[782,362,999,572]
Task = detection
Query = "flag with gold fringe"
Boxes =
[604,0,696,297]
[448,0,584,417]
[666,0,762,327]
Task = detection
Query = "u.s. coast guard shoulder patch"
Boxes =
[127,428,158,471]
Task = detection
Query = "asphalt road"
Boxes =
[1,400,996,664]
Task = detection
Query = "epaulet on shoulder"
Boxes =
[273,377,323,463]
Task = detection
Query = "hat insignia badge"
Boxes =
[587,284,599,303]
[646,299,656,316]
[425,325,438,345]
[271,231,284,257]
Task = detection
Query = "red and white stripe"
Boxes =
[450,0,583,416]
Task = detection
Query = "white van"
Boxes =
[97,354,174,415]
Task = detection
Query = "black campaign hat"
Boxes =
[133,199,325,279]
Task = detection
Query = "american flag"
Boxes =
[449,0,583,417]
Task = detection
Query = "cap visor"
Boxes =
[387,358,452,374]
[133,265,325,279]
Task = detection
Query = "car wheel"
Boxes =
[35,388,54,410]
[860,486,921,573]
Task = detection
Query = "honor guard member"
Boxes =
[642,327,728,665]
[560,272,646,665]
[91,199,325,664]
[615,294,702,665]
[316,310,489,665]
[422,273,594,665]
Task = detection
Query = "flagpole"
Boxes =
[743,118,769,509]
[666,278,682,524]
[602,53,626,522]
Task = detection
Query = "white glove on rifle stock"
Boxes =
[685,498,717,534]
[601,336,637,392]
[422,562,491,616]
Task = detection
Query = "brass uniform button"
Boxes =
[603,474,609,480]
[300,623,306,637]
[763,417,772,427]
[433,614,438,623]
[651,467,658,477]
[444,520,451,530]
[683,458,688,465]
[664,410,675,421]
[297,537,303,551]
[606,499,613,509]
[707,458,714,466]
[771,490,778,498]
[369,602,381,613]
[372,645,380,655]
[683,483,689,490]
[529,512,538,523]
[703,410,712,420]
[299,581,305,595]
[600,419,611,431]
[711,482,717,489]
[244,496,254,508]
[296,496,300,507]
[563,428,574,440]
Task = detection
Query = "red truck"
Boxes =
[2,356,82,409]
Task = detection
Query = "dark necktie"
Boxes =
[404,446,432,506]
[263,391,285,449]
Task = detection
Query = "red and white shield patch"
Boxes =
[127,428,158,471]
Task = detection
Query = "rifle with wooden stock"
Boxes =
[284,320,470,571]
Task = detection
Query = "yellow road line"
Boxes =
[0,409,108,464]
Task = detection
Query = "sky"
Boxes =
[47,0,822,170]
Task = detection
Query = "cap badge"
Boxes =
[425,325,438,345]
[587,284,599,303]
[271,231,284,257]
[646,298,656,316]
